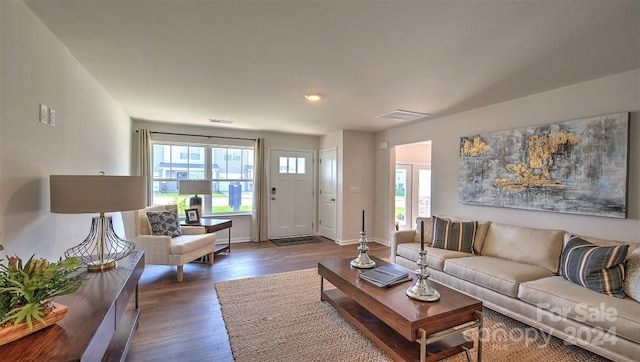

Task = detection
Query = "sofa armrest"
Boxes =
[390,230,417,262]
[181,226,206,235]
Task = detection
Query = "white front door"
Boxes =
[319,148,337,240]
[269,150,314,238]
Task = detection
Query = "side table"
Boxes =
[182,218,232,255]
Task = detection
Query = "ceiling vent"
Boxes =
[378,110,430,122]
[209,119,234,124]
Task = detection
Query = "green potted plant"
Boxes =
[0,244,85,345]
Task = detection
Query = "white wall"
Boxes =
[319,130,376,244]
[132,119,320,242]
[341,130,375,243]
[396,142,431,165]
[374,69,640,244]
[0,2,132,259]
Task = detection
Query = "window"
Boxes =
[278,156,306,174]
[152,143,254,215]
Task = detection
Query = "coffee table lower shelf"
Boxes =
[322,288,474,362]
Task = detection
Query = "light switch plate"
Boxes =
[49,108,56,126]
[39,103,49,124]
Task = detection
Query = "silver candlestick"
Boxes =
[350,230,376,269]
[406,249,440,301]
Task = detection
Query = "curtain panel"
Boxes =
[133,129,152,206]
[251,138,268,242]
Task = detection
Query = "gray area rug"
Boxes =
[270,235,323,246]
[215,268,608,362]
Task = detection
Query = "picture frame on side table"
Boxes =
[185,208,200,224]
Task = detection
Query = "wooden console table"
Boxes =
[2,251,145,361]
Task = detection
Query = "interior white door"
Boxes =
[318,148,337,240]
[269,150,314,238]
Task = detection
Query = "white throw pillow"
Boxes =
[624,248,640,302]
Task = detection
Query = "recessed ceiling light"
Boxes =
[304,94,323,102]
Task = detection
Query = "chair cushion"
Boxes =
[170,234,216,255]
[432,216,477,253]
[560,236,629,298]
[147,210,183,238]
[444,256,555,297]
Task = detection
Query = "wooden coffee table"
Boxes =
[318,257,482,362]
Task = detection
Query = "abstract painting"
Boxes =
[458,112,629,218]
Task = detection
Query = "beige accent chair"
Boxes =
[121,205,216,282]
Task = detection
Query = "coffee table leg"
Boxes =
[320,276,325,301]
[418,328,427,362]
[477,311,483,362]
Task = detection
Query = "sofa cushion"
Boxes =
[560,236,628,298]
[397,243,471,271]
[411,217,433,245]
[481,223,564,274]
[147,210,183,237]
[624,248,640,302]
[518,276,640,344]
[432,216,477,253]
[443,256,555,297]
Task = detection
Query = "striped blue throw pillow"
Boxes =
[560,236,628,298]
[431,216,477,253]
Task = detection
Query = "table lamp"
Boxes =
[179,180,211,218]
[50,174,146,272]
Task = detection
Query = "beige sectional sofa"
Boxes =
[391,216,640,362]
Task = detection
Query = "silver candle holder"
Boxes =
[350,230,376,269]
[406,248,440,301]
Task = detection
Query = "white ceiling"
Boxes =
[25,1,640,136]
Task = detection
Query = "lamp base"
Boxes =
[190,196,203,220]
[64,215,135,272]
[87,259,117,272]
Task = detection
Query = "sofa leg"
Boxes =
[177,265,184,282]
[207,252,214,265]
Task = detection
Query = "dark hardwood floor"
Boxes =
[126,238,390,361]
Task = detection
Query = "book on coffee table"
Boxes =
[359,265,411,287]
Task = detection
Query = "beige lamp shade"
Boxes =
[50,175,147,214]
[179,180,211,195]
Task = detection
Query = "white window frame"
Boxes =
[152,141,254,216]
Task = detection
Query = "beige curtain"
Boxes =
[251,138,268,242]
[134,129,152,206]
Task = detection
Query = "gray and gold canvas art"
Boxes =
[459,112,629,218]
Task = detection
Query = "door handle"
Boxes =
[330,198,335,202]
